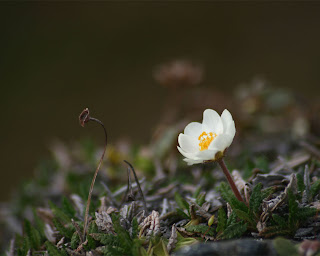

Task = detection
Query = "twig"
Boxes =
[123,160,148,212]
[79,108,108,241]
[120,167,136,207]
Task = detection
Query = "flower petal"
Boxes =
[221,109,233,131]
[195,149,218,161]
[178,133,199,153]
[184,122,202,137]
[183,158,203,165]
[208,134,233,151]
[202,109,223,134]
[177,146,197,159]
[225,121,236,138]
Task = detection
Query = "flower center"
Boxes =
[198,131,217,151]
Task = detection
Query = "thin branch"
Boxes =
[123,160,148,212]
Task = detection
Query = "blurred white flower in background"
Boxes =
[177,109,236,165]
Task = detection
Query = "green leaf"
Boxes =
[175,232,198,251]
[185,225,214,236]
[221,222,247,239]
[71,232,80,249]
[62,196,76,218]
[52,218,74,239]
[176,208,190,220]
[249,183,263,215]
[272,214,287,228]
[296,207,317,221]
[310,180,320,198]
[90,233,114,245]
[226,211,237,226]
[32,208,46,240]
[288,190,299,231]
[193,186,202,199]
[195,192,206,206]
[23,219,41,250]
[85,221,99,250]
[174,192,190,212]
[233,209,254,225]
[216,207,227,233]
[153,239,170,256]
[131,217,139,239]
[218,182,248,213]
[49,201,71,223]
[296,173,305,193]
[45,241,68,256]
[17,235,30,256]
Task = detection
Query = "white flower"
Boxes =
[177,109,236,165]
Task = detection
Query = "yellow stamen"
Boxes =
[198,131,217,151]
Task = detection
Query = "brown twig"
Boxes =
[123,160,148,212]
[217,159,244,202]
[79,108,108,241]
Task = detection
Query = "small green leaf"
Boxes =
[221,222,247,239]
[45,241,68,256]
[131,217,139,239]
[153,239,170,256]
[272,214,287,228]
[196,192,206,206]
[62,196,76,218]
[175,192,190,212]
[52,218,74,239]
[176,208,190,220]
[310,180,320,198]
[296,173,305,193]
[234,209,254,225]
[218,182,248,213]
[175,232,198,251]
[288,190,299,231]
[217,207,227,233]
[296,207,317,221]
[186,225,214,236]
[71,232,80,249]
[24,219,41,250]
[49,201,71,224]
[249,183,263,215]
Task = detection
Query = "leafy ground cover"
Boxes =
[1,77,320,255]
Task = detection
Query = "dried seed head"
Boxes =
[95,212,115,234]
[79,108,90,127]
[167,224,178,253]
[139,210,160,238]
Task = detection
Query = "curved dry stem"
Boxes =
[79,108,108,241]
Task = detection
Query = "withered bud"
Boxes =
[79,108,90,127]
[153,60,203,88]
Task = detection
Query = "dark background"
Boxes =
[0,2,319,202]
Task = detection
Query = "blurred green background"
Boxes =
[0,3,320,202]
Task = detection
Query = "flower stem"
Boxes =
[79,109,108,241]
[217,159,244,202]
